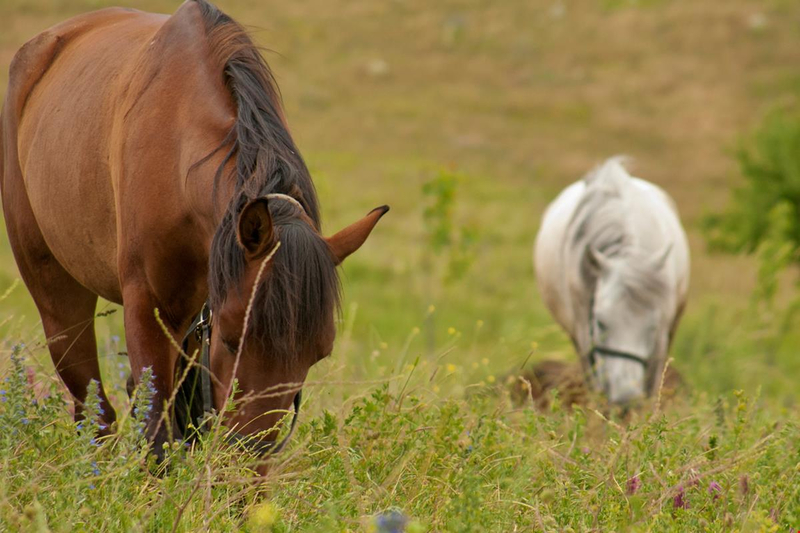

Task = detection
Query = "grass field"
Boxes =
[1,0,799,530]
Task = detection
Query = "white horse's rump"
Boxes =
[534,158,690,403]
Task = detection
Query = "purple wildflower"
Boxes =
[375,510,408,533]
[673,485,688,509]
[708,481,722,500]
[626,475,641,495]
[89,437,99,447]
[92,461,100,476]
[21,418,29,425]
[88,483,95,490]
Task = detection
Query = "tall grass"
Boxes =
[1,303,798,531]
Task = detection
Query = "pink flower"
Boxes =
[708,481,722,501]
[673,485,688,509]
[626,475,641,495]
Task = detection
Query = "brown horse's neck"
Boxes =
[191,0,321,231]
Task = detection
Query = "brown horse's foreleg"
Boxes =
[121,287,183,460]
[15,267,115,430]
[37,290,117,433]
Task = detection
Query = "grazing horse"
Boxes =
[1,0,387,460]
[534,158,689,404]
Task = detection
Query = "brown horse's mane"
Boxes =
[196,0,340,363]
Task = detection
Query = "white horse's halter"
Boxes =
[586,295,649,370]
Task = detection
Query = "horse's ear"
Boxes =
[237,199,275,259]
[585,245,609,273]
[326,206,390,265]
[649,242,673,271]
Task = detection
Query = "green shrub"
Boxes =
[703,106,800,262]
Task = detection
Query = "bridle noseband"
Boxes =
[586,299,649,373]
[587,345,649,368]
[175,193,307,458]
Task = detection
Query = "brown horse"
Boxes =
[1,0,387,461]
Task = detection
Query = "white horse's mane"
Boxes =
[570,157,669,306]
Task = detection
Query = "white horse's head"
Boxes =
[585,243,673,404]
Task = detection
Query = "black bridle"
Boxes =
[175,302,301,457]
[587,344,649,368]
[586,300,649,372]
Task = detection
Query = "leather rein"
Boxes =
[176,193,304,457]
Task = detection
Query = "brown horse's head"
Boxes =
[186,0,389,462]
[208,195,387,456]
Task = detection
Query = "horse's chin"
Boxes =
[608,384,646,405]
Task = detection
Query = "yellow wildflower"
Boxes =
[248,502,279,532]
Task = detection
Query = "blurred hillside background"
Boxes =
[1,0,799,409]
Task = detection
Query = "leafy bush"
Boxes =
[703,106,800,263]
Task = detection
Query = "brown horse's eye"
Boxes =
[221,338,239,354]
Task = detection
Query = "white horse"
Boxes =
[534,158,690,404]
